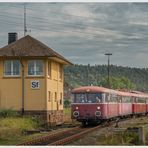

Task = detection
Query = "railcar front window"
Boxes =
[74,94,87,103]
[73,93,102,103]
[87,93,102,103]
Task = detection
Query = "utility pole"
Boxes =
[105,53,112,88]
[20,4,27,115]
[24,4,27,36]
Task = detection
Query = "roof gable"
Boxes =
[0,35,72,65]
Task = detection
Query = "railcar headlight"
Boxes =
[97,106,100,110]
[95,111,101,116]
[73,111,79,117]
[76,107,79,110]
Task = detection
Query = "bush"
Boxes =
[30,115,44,128]
[0,109,18,118]
[64,100,71,108]
[0,116,43,145]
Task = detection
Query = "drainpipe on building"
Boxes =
[21,64,25,115]
[18,54,25,115]
[12,52,25,115]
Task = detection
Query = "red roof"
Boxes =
[71,86,111,93]
[71,86,148,98]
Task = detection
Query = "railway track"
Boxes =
[17,117,138,146]
[18,123,107,146]
[17,126,80,145]
[49,125,102,145]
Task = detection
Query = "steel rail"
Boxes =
[49,116,144,145]
[17,126,80,145]
[49,125,102,145]
[17,116,144,146]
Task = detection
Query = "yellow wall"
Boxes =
[46,60,64,111]
[0,59,22,110]
[0,58,64,112]
[0,78,22,109]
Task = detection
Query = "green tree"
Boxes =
[100,76,135,90]
[64,64,148,92]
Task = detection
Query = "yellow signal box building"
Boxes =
[0,33,72,125]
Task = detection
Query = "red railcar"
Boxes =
[71,86,148,125]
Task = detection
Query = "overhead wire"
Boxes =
[4,4,113,34]
[0,13,112,39]
[0,4,119,41]
[1,4,133,38]
[9,4,103,22]
[0,9,109,36]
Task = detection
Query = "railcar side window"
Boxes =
[71,94,75,103]
[118,96,122,103]
[102,93,106,102]
[122,97,131,103]
[136,98,145,103]
[110,94,118,103]
[105,93,110,102]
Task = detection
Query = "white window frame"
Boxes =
[48,61,51,77]
[27,60,44,76]
[4,60,20,77]
[59,64,63,80]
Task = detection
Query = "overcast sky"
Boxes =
[0,3,148,68]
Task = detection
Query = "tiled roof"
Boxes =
[0,35,72,65]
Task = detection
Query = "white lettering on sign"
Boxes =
[31,80,40,89]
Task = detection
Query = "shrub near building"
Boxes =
[0,109,43,145]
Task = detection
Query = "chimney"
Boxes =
[8,32,18,44]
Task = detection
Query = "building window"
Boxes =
[48,91,51,102]
[60,93,63,105]
[4,60,20,76]
[28,60,43,76]
[48,61,51,77]
[59,64,63,80]
[55,92,57,102]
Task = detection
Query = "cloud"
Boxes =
[0,3,148,68]
[129,21,148,26]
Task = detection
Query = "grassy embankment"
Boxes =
[96,117,148,145]
[0,117,43,145]
[0,108,72,145]
[63,107,71,123]
[0,109,44,145]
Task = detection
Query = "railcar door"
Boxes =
[101,93,108,119]
[118,96,122,116]
[121,96,132,116]
[146,99,148,113]
[107,93,118,118]
[132,97,136,114]
[106,93,110,119]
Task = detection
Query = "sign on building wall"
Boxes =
[31,80,40,89]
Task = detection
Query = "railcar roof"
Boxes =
[71,86,111,93]
[71,86,148,98]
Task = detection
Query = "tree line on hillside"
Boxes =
[64,64,148,94]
